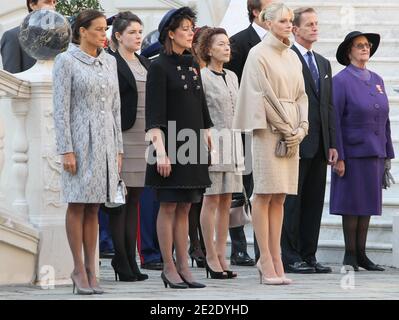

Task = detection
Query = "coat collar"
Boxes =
[68,43,106,65]
[161,50,194,67]
[263,32,291,53]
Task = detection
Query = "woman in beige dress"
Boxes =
[233,3,308,285]
[198,27,243,279]
[104,12,150,282]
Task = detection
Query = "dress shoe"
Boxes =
[230,252,255,266]
[141,261,164,271]
[343,254,359,272]
[161,272,188,289]
[284,261,316,274]
[358,256,385,271]
[256,263,283,285]
[71,273,93,295]
[179,273,206,288]
[306,261,332,274]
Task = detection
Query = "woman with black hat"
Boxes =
[145,7,213,289]
[331,31,395,271]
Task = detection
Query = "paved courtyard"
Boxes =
[1,259,399,300]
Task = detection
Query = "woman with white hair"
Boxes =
[233,3,308,285]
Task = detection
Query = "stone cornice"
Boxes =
[0,70,31,99]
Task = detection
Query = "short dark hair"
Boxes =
[111,11,143,48]
[293,7,316,27]
[197,27,229,64]
[27,0,39,12]
[247,0,263,23]
[72,9,106,44]
[162,7,196,55]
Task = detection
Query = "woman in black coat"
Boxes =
[145,7,213,289]
[104,11,150,282]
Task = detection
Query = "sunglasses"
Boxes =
[352,42,373,50]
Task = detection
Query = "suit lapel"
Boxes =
[314,52,326,100]
[247,25,262,47]
[291,45,318,97]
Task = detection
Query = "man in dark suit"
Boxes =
[281,7,338,274]
[225,0,272,266]
[1,0,57,73]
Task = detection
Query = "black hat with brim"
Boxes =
[336,31,380,66]
[158,7,195,45]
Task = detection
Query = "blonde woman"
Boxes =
[233,3,308,285]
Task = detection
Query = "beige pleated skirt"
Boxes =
[120,81,147,188]
[252,128,299,195]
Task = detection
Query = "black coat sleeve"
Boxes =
[145,62,168,131]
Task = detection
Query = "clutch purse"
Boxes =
[229,188,252,228]
[275,140,287,157]
[105,178,127,208]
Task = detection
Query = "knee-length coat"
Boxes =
[53,44,123,203]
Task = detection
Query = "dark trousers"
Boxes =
[139,187,162,264]
[230,133,259,259]
[281,147,327,265]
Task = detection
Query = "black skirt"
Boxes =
[156,188,204,203]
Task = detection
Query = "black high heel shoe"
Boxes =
[191,256,205,268]
[127,254,149,281]
[189,247,205,268]
[111,258,138,282]
[178,273,206,288]
[161,272,188,289]
[223,270,237,279]
[205,261,227,279]
[343,254,359,272]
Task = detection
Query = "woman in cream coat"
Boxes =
[233,3,308,285]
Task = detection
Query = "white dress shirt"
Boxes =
[293,41,319,74]
[252,22,268,40]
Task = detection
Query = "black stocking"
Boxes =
[342,215,358,263]
[356,216,372,264]
[124,187,146,275]
[107,205,132,274]
[188,201,206,257]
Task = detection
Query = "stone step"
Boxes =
[313,39,399,58]
[388,97,399,116]
[329,57,399,77]
[316,240,393,266]
[315,21,399,39]
[287,2,399,22]
[288,0,399,3]
[319,217,392,243]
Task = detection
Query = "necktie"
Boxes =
[306,51,319,93]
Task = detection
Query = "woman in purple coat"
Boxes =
[331,31,394,271]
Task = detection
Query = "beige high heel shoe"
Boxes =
[86,269,104,294]
[280,277,293,285]
[71,273,93,295]
[256,263,283,285]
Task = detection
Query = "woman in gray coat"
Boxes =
[53,10,123,295]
